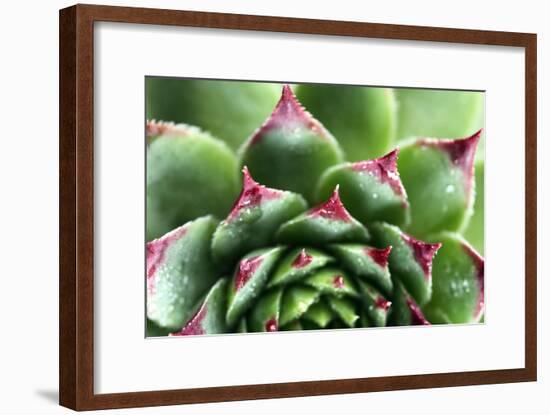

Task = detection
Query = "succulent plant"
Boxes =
[146,83,485,336]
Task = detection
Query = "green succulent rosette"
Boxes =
[146,83,485,336]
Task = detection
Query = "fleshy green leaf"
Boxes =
[389,281,431,326]
[423,233,484,324]
[279,286,320,326]
[463,160,484,254]
[395,88,484,144]
[326,296,359,327]
[357,280,391,327]
[226,247,284,327]
[277,187,370,245]
[170,278,228,336]
[316,149,410,227]
[147,216,219,330]
[303,267,359,298]
[146,122,239,241]
[211,168,306,266]
[239,85,344,203]
[268,247,334,288]
[328,244,393,296]
[146,78,280,151]
[398,131,481,237]
[295,84,397,160]
[370,222,441,306]
[301,299,334,328]
[247,288,283,332]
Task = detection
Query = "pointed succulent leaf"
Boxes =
[277,187,370,245]
[147,216,219,330]
[396,88,485,144]
[268,247,334,288]
[146,122,239,241]
[247,288,283,332]
[301,299,334,328]
[170,278,228,336]
[226,247,283,327]
[326,296,359,327]
[463,160,484,254]
[357,280,391,327]
[146,78,280,150]
[316,149,410,227]
[398,131,481,237]
[279,285,321,326]
[370,222,441,306]
[389,281,431,326]
[423,233,484,324]
[303,267,359,298]
[211,168,306,266]
[296,84,397,160]
[239,85,344,203]
[328,244,393,296]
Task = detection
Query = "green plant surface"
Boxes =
[239,85,343,204]
[422,233,484,324]
[316,149,410,228]
[146,216,220,330]
[146,78,280,151]
[370,222,441,306]
[463,160,485,254]
[146,122,239,241]
[296,84,397,160]
[395,88,484,142]
[145,83,485,336]
[398,131,481,238]
[211,167,307,266]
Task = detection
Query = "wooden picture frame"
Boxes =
[59,4,537,410]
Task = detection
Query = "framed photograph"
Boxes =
[59,4,537,410]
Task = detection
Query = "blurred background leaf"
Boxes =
[146,78,280,151]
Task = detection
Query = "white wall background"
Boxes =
[0,0,546,414]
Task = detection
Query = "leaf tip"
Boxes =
[401,233,442,280]
[309,186,353,222]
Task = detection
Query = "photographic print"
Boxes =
[145,78,485,337]
[59,6,536,408]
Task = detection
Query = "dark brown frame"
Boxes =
[59,3,537,411]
